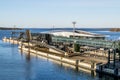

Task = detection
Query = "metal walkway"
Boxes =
[11,31,120,49]
[31,40,66,54]
[52,36,120,49]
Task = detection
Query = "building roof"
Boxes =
[49,30,105,38]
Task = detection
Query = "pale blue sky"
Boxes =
[0,0,120,28]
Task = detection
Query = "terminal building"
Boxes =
[49,30,105,40]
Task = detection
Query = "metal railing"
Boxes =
[52,36,120,49]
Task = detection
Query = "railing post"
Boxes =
[108,49,110,67]
[113,49,116,68]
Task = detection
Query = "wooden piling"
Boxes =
[114,68,118,76]
[76,60,79,70]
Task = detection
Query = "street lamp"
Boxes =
[72,21,76,38]
[72,21,76,54]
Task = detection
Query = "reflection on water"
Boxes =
[25,52,31,62]
[91,70,96,78]
[0,40,119,80]
[25,54,32,80]
[98,73,119,80]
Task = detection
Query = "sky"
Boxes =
[0,0,120,28]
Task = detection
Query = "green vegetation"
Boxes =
[110,28,120,32]
[0,27,22,30]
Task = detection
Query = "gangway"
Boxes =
[52,36,120,49]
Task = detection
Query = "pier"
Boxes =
[2,30,120,78]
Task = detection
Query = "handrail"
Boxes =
[52,36,120,49]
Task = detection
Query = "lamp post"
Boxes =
[72,21,76,53]
[72,22,76,38]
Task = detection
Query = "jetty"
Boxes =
[2,29,120,78]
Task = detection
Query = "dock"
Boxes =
[2,30,120,78]
[3,38,96,70]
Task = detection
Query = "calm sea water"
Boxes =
[0,28,120,80]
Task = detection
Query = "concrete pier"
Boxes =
[3,38,95,70]
[19,46,93,70]
[2,37,120,77]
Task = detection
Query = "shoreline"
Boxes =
[0,27,23,30]
[109,28,120,32]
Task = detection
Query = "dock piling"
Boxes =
[108,50,110,67]
[99,65,103,73]
[113,49,116,68]
[114,68,118,76]
[76,60,79,71]
[91,62,96,70]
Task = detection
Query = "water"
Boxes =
[0,28,120,80]
[0,39,98,80]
